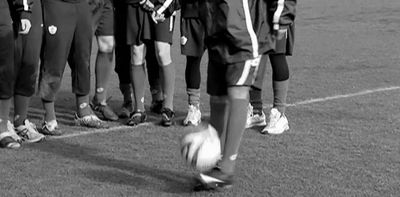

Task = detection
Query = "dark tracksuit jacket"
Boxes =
[0,0,32,99]
[39,0,93,101]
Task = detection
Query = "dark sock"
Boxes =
[14,95,30,127]
[161,63,175,110]
[219,98,248,175]
[146,42,163,102]
[0,98,12,131]
[187,88,200,108]
[119,83,133,104]
[249,88,263,115]
[130,64,146,112]
[95,52,114,104]
[209,96,229,151]
[185,56,202,89]
[42,99,56,122]
[76,94,91,117]
[273,80,289,114]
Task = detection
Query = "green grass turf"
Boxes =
[1,0,400,196]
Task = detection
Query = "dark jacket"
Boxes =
[199,0,276,64]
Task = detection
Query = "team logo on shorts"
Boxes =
[48,25,57,35]
[180,36,188,45]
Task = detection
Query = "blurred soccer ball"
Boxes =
[180,124,221,172]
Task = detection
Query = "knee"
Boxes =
[98,36,115,53]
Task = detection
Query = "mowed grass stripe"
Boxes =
[46,86,400,140]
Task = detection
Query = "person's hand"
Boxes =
[140,0,154,12]
[19,19,31,34]
[151,11,165,24]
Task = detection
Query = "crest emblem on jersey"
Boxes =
[48,25,57,35]
[180,36,188,45]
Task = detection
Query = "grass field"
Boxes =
[1,0,400,196]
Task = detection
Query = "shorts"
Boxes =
[207,55,264,96]
[0,8,14,99]
[180,17,205,57]
[91,0,114,36]
[144,13,176,44]
[273,24,295,56]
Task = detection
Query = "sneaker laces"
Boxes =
[186,105,197,122]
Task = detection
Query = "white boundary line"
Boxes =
[50,86,400,140]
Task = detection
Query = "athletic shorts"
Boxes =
[144,13,176,44]
[207,55,265,96]
[0,8,14,99]
[273,24,295,56]
[91,0,114,36]
[180,17,205,57]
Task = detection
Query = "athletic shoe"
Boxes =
[183,105,201,126]
[119,101,133,118]
[246,104,267,129]
[7,121,22,143]
[127,111,147,126]
[90,100,118,121]
[261,108,289,135]
[161,108,175,127]
[150,100,163,114]
[0,133,20,149]
[40,120,63,136]
[193,167,234,191]
[75,114,108,129]
[15,119,45,143]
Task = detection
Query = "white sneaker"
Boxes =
[261,108,289,135]
[246,104,267,129]
[183,105,202,126]
[15,119,46,143]
[7,121,22,143]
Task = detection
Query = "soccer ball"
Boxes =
[180,124,222,172]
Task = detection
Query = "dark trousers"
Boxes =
[0,7,14,99]
[14,0,43,97]
[39,0,92,101]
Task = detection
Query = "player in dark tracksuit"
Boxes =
[38,0,105,136]
[0,0,32,149]
[125,0,180,127]
[248,0,297,135]
[180,0,206,126]
[89,0,120,121]
[192,0,276,190]
[12,0,46,143]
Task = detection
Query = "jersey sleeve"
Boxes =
[12,0,33,20]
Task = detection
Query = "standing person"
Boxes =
[89,0,119,121]
[114,0,163,119]
[12,0,46,143]
[38,0,106,136]
[247,0,297,135]
[125,0,179,127]
[0,0,32,148]
[193,0,275,190]
[180,0,206,126]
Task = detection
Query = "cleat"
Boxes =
[40,120,63,136]
[183,105,201,126]
[0,135,20,149]
[246,104,267,129]
[119,101,133,118]
[161,108,175,127]
[90,100,118,121]
[7,121,22,143]
[75,114,108,129]
[15,120,45,143]
[150,100,163,114]
[193,167,234,191]
[127,111,147,126]
[261,108,289,135]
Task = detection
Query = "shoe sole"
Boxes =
[246,120,267,129]
[24,136,46,143]
[261,125,289,135]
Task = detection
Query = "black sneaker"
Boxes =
[161,108,175,127]
[150,100,163,114]
[127,111,147,126]
[90,100,119,121]
[193,167,234,192]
